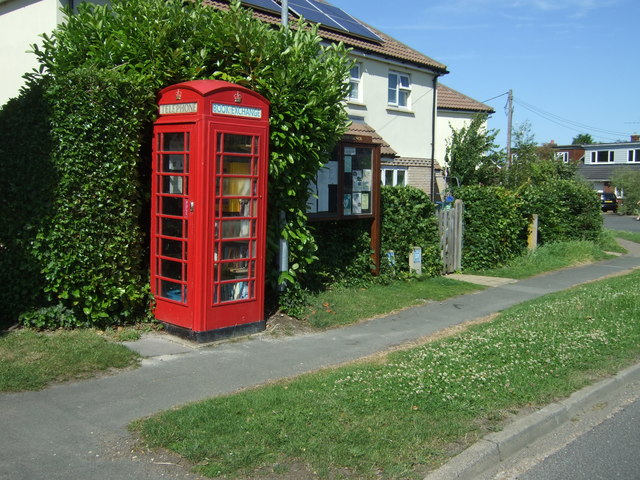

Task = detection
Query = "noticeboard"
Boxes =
[307,138,380,220]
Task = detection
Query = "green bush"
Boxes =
[380,186,442,277]
[0,83,54,328]
[455,186,528,270]
[307,219,374,289]
[24,68,152,328]
[2,0,351,327]
[520,179,602,245]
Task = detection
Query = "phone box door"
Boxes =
[151,80,270,342]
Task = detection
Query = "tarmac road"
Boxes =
[603,212,640,232]
[475,376,640,480]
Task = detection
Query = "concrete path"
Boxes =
[2,241,640,480]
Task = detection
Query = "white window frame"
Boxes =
[387,71,411,108]
[590,150,614,163]
[381,166,408,187]
[348,63,362,103]
[556,151,569,163]
[628,149,640,163]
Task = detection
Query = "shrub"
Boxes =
[455,186,528,270]
[0,82,54,328]
[3,0,351,327]
[380,186,442,277]
[24,68,152,328]
[520,179,602,245]
[307,219,374,289]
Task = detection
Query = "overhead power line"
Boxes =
[513,98,631,140]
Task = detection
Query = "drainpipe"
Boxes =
[430,75,438,202]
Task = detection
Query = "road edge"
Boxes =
[423,362,640,480]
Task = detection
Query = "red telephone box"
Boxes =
[151,80,270,342]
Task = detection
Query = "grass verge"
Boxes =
[301,235,622,329]
[611,229,640,244]
[469,237,621,280]
[133,269,640,479]
[303,277,482,329]
[0,329,140,392]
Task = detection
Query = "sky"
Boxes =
[327,0,640,149]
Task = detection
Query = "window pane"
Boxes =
[221,220,250,238]
[160,259,183,280]
[162,175,183,194]
[350,65,360,79]
[388,73,397,89]
[163,154,185,173]
[160,280,185,303]
[160,238,184,259]
[220,282,249,302]
[162,132,185,152]
[388,88,397,104]
[399,90,409,107]
[161,196,182,216]
[162,217,183,238]
[223,156,251,175]
[349,82,359,100]
[221,261,249,281]
[397,170,406,186]
[384,170,394,185]
[223,178,251,197]
[400,75,410,88]
[224,134,252,153]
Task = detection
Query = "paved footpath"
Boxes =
[2,240,640,480]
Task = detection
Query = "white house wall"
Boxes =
[347,53,436,160]
[435,110,474,169]
[0,0,67,106]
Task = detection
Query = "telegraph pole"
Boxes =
[506,89,513,167]
[281,0,288,27]
[279,0,289,291]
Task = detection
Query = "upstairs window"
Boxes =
[628,149,640,162]
[590,150,613,163]
[556,152,569,163]
[388,71,411,108]
[348,64,362,102]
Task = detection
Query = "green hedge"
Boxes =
[455,186,528,270]
[21,69,152,328]
[1,0,351,328]
[0,83,54,328]
[380,186,442,277]
[304,186,442,289]
[520,179,602,245]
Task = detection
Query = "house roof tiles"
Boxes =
[437,84,494,113]
[345,122,397,157]
[202,0,449,74]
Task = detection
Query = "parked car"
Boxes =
[601,192,618,212]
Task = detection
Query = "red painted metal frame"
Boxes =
[151,80,270,335]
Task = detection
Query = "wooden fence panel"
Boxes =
[437,199,463,273]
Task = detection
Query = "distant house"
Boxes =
[576,135,640,193]
[546,142,585,165]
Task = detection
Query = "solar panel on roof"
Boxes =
[241,0,281,14]
[315,1,382,42]
[287,0,345,31]
[288,0,382,43]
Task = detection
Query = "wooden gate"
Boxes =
[437,199,463,273]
